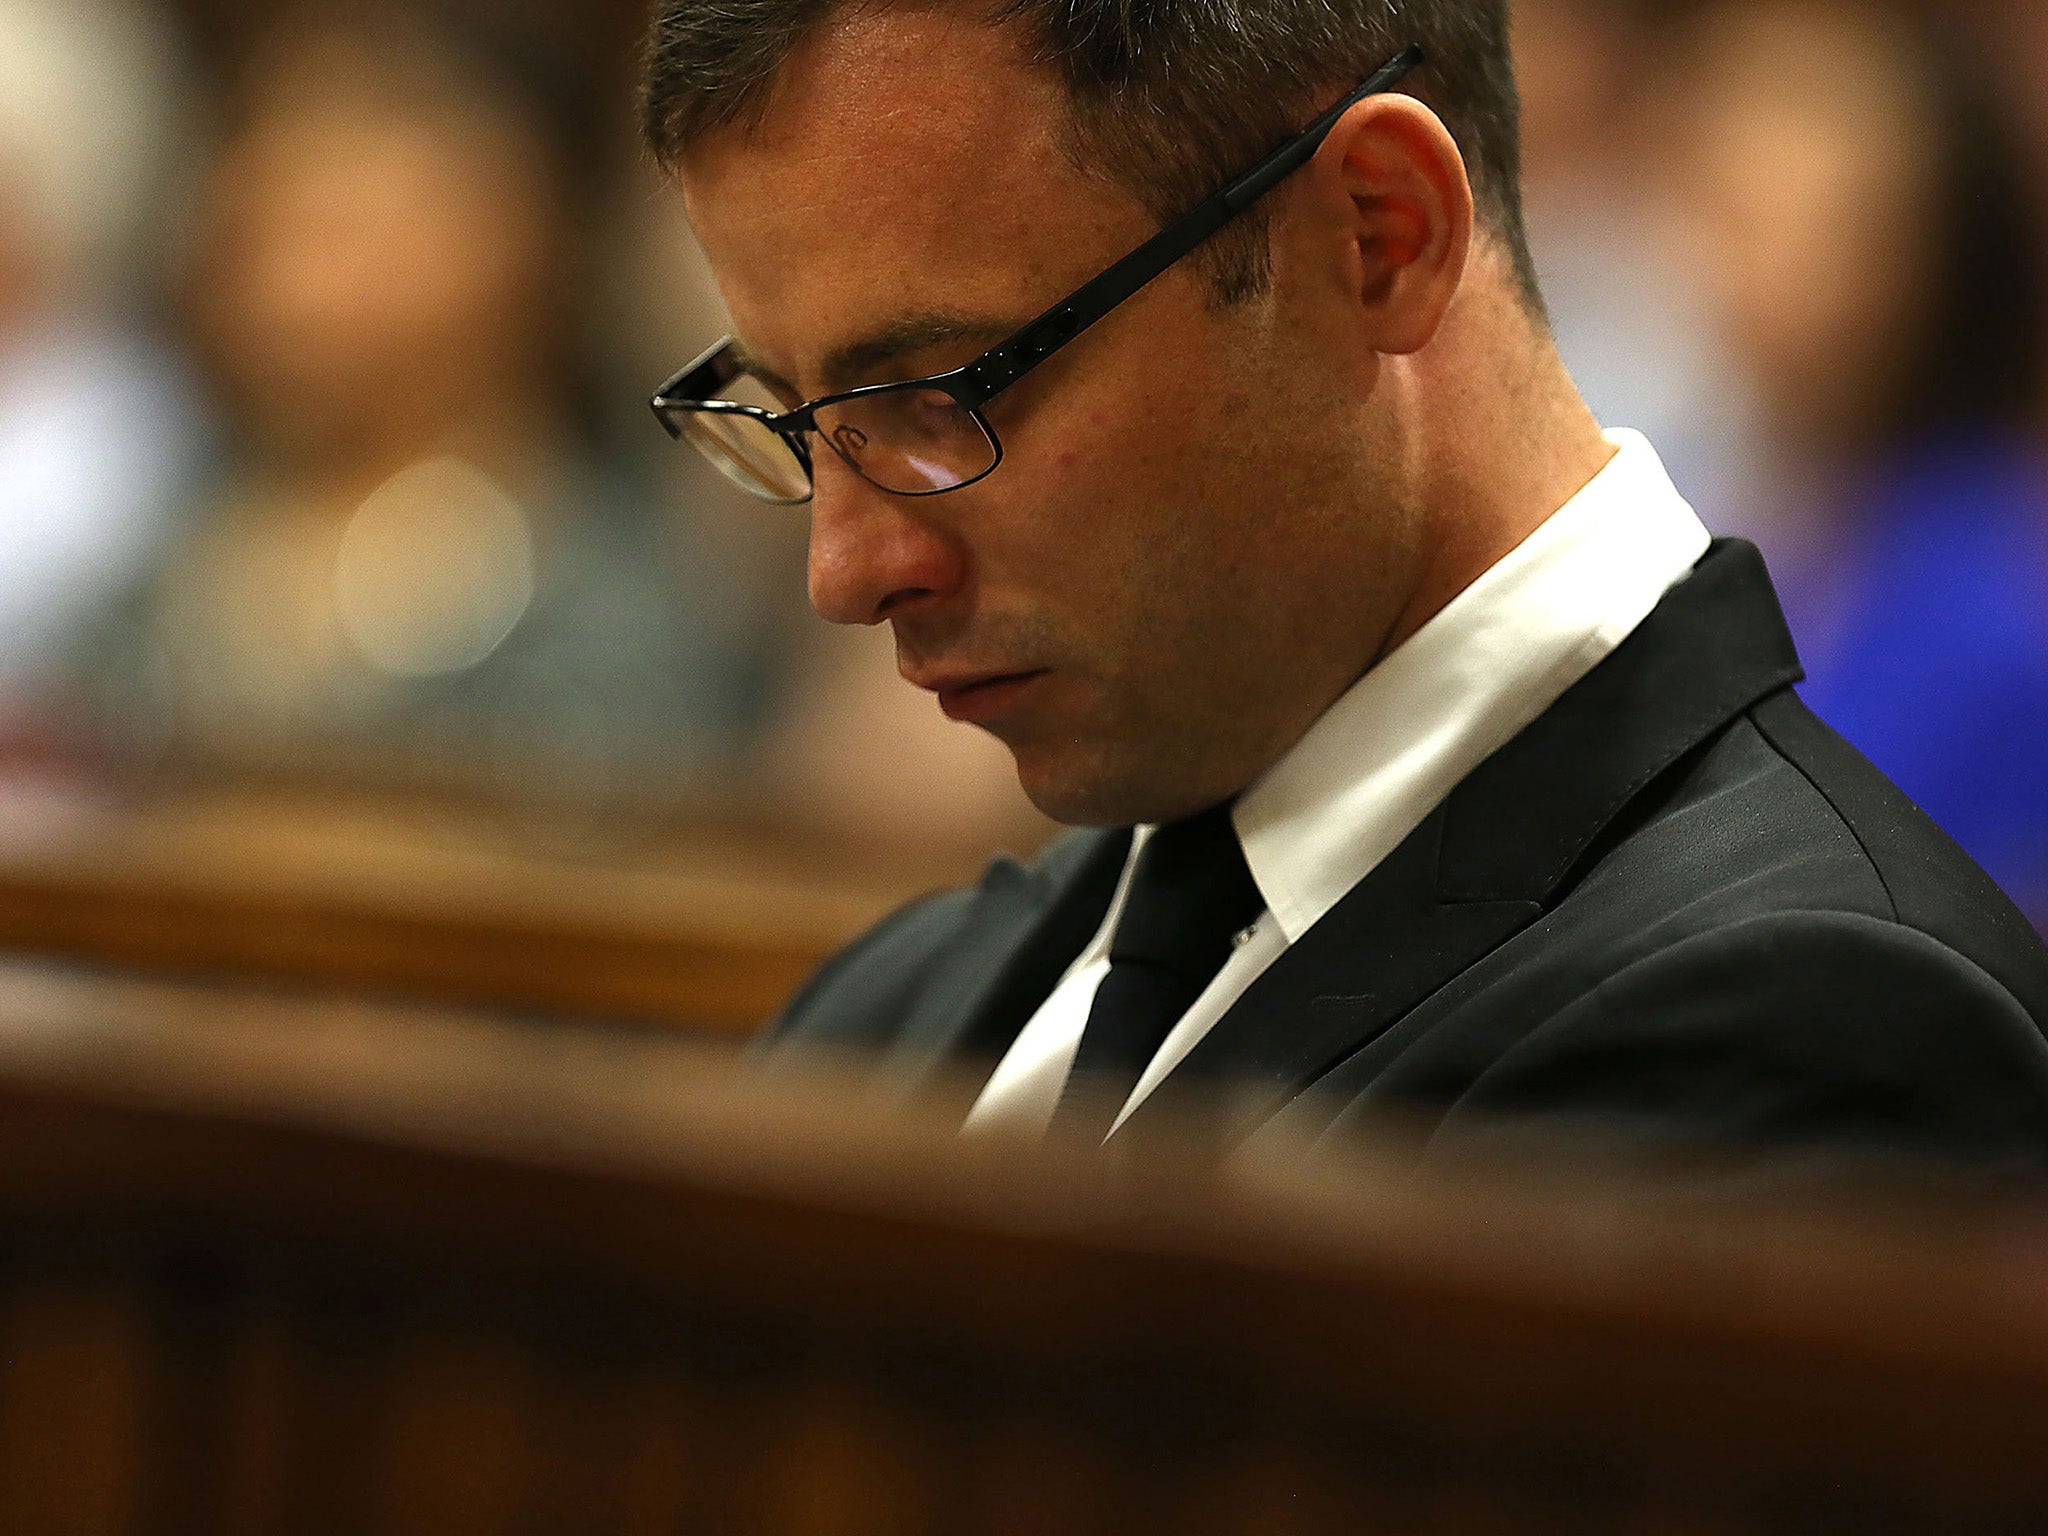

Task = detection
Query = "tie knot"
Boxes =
[1109,803,1264,973]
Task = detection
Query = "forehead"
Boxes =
[675,6,1149,379]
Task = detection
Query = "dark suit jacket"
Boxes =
[765,541,2048,1171]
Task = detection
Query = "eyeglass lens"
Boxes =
[675,412,808,502]
[672,377,999,501]
[669,371,810,502]
[813,388,996,496]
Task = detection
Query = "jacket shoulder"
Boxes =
[760,828,1118,1055]
[1511,691,2048,1020]
[1304,699,2048,1167]
[758,883,985,1055]
[1746,689,2048,1011]
[1442,908,2048,1169]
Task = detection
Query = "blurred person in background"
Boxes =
[1955,0,2048,443]
[0,0,204,739]
[1512,0,1758,526]
[53,0,774,828]
[1667,0,2048,930]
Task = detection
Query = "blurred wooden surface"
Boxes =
[0,787,949,1035]
[0,966,2042,1531]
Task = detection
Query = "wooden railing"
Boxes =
[0,788,949,1035]
[0,962,2041,1533]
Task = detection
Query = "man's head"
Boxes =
[647,0,1541,312]
[643,0,1579,827]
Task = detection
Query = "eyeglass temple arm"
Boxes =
[954,45,1426,407]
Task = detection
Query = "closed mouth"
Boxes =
[925,668,1050,723]
[940,669,1044,700]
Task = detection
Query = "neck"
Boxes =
[1376,272,1613,660]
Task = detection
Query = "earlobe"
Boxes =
[1314,95,1474,355]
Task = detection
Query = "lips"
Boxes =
[914,668,1050,725]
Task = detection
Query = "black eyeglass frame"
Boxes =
[650,44,1426,503]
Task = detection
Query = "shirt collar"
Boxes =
[1229,429,1713,942]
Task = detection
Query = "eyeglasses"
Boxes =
[651,45,1425,504]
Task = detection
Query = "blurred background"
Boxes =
[0,0,2042,932]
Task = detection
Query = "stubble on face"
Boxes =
[934,327,1412,830]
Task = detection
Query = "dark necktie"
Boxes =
[1052,802,1265,1141]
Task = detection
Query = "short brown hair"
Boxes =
[641,0,1543,311]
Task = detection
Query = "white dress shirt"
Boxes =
[962,430,1713,1140]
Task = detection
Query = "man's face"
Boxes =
[680,8,1417,826]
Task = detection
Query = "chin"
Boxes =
[1012,741,1232,830]
[1007,740,1129,828]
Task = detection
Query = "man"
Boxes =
[640,0,2048,1164]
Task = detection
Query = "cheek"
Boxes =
[1025,285,1248,463]
[972,296,1278,622]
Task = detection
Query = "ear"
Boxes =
[1302,92,1475,355]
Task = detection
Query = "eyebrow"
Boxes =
[733,312,1021,402]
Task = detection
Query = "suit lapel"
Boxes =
[882,827,1131,1106]
[1119,809,1539,1138]
[1120,538,1806,1142]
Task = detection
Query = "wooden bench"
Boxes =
[0,963,2040,1533]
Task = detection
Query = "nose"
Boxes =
[805,455,969,626]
